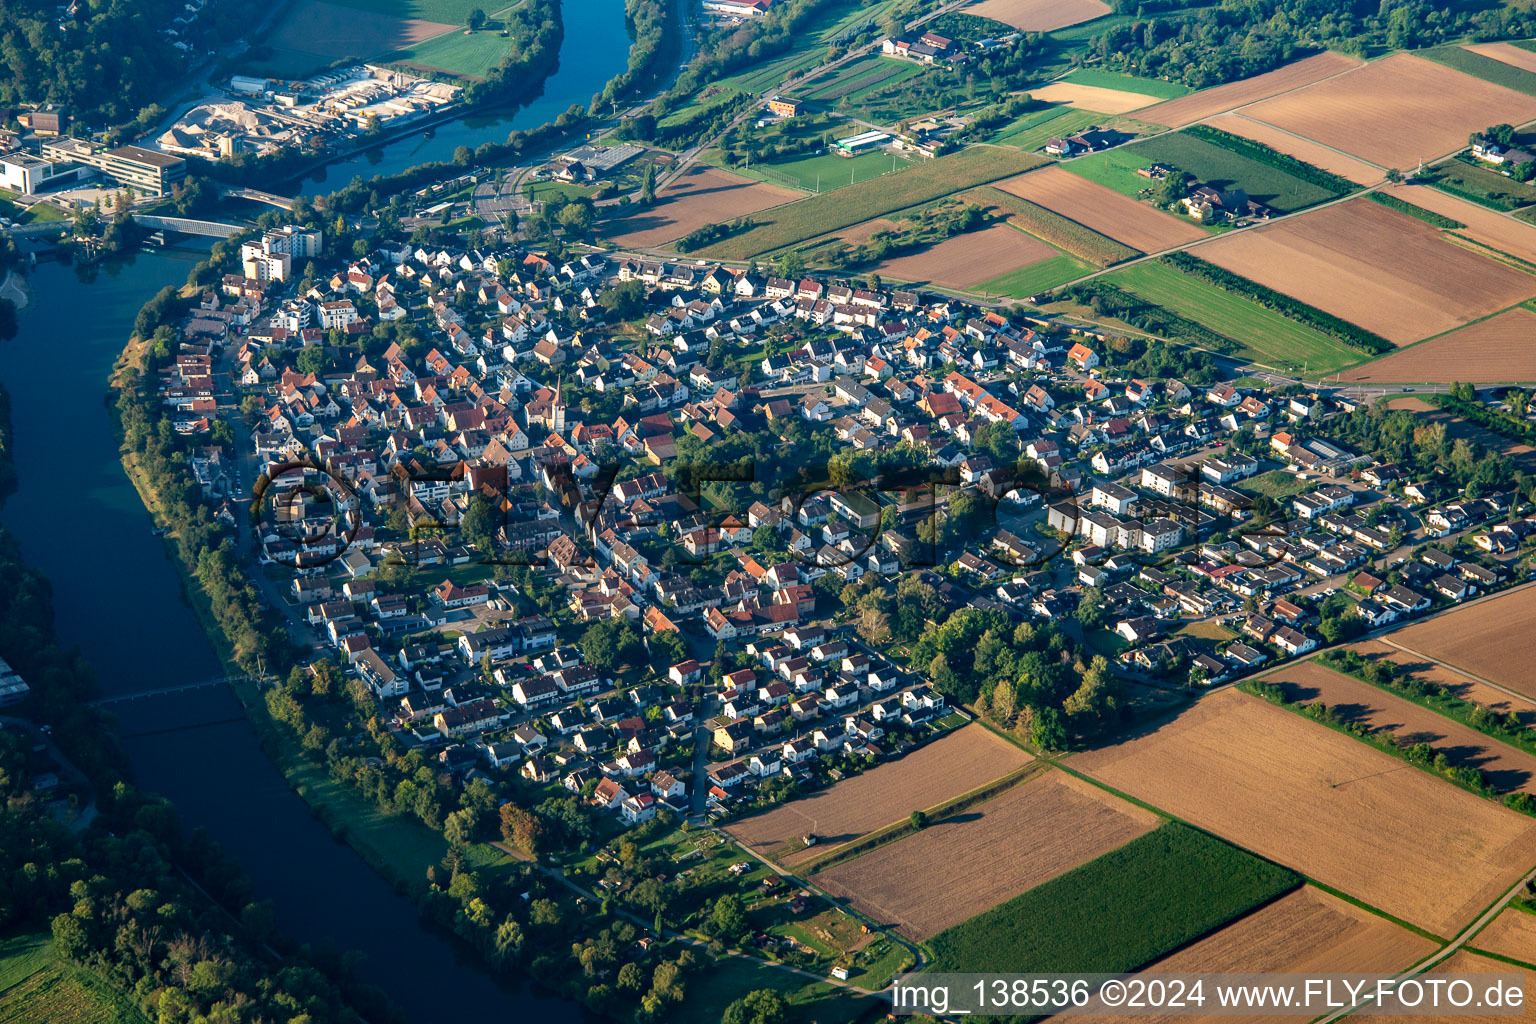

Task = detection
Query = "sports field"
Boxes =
[738,149,917,193]
[1106,260,1365,374]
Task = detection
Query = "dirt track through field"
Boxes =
[965,0,1111,32]
[1135,51,1363,128]
[1240,53,1536,167]
[604,166,799,248]
[1470,907,1536,964]
[725,725,1030,866]
[816,770,1156,939]
[1069,688,1536,935]
[1197,198,1536,344]
[869,223,1059,288]
[997,165,1206,252]
[1347,951,1535,1024]
[1387,588,1536,701]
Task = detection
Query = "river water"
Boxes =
[293,0,635,195]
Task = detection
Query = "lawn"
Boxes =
[701,145,1044,258]
[1107,260,1367,374]
[993,107,1106,152]
[396,28,515,78]
[1063,141,1163,196]
[978,252,1093,298]
[1175,620,1236,641]
[0,933,51,994]
[923,821,1299,973]
[730,148,918,193]
[1063,68,1191,98]
[523,180,598,202]
[1239,469,1310,499]
[1122,131,1339,212]
[1419,44,1536,96]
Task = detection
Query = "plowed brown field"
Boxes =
[1339,308,1536,384]
[725,725,1030,865]
[1068,688,1536,935]
[1351,640,1536,727]
[997,165,1206,252]
[869,223,1059,288]
[1395,183,1536,263]
[1061,887,1438,1024]
[1473,908,1536,964]
[604,166,799,248]
[1464,41,1536,75]
[1029,82,1156,114]
[1241,53,1536,167]
[1197,198,1536,344]
[1206,114,1385,184]
[1348,951,1534,1024]
[1387,587,1536,701]
[1260,660,1536,795]
[815,770,1157,939]
[1135,51,1363,128]
[965,0,1111,31]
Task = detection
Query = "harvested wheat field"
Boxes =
[869,223,1059,289]
[1261,660,1536,796]
[1241,53,1536,167]
[1069,687,1536,935]
[1338,307,1536,384]
[604,166,798,248]
[725,725,1031,866]
[1206,114,1385,184]
[1464,41,1536,75]
[1351,640,1536,728]
[1474,908,1536,964]
[1388,587,1536,701]
[1062,887,1437,1024]
[816,770,1157,939]
[1198,198,1536,344]
[999,165,1206,252]
[1028,81,1154,114]
[1135,51,1363,128]
[1349,951,1533,1024]
[966,0,1110,32]
[1394,183,1536,264]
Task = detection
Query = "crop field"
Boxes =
[1260,659,1536,796]
[968,185,1139,264]
[1420,44,1536,96]
[998,165,1206,252]
[923,822,1299,974]
[1105,261,1365,374]
[603,166,798,249]
[699,147,1044,259]
[1338,308,1536,384]
[1240,53,1536,168]
[1386,587,1536,702]
[1472,908,1536,964]
[1464,41,1536,75]
[324,0,500,20]
[1116,130,1340,212]
[254,0,454,74]
[964,0,1111,32]
[993,107,1107,151]
[1068,687,1536,935]
[1028,81,1156,114]
[795,56,921,103]
[1205,113,1385,185]
[725,725,1031,866]
[1425,157,1536,212]
[866,222,1062,290]
[1196,198,1536,345]
[815,770,1158,939]
[1395,183,1536,262]
[1349,641,1536,727]
[1136,51,1363,128]
[977,253,1094,297]
[398,29,515,78]
[1349,951,1533,1024]
[0,960,137,1024]
[1063,69,1190,98]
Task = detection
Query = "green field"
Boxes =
[0,933,51,994]
[794,55,923,104]
[1419,44,1536,96]
[1062,68,1191,98]
[0,950,146,1024]
[322,0,513,22]
[924,822,1299,974]
[396,28,515,78]
[994,107,1107,152]
[728,148,918,192]
[1100,131,1337,212]
[701,146,1045,258]
[1425,158,1536,212]
[979,253,1094,298]
[718,0,903,94]
[1107,261,1365,373]
[1239,469,1311,499]
[674,954,876,1023]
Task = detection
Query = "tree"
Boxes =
[443,807,476,848]
[710,893,748,942]
[1075,588,1105,631]
[460,494,503,553]
[1064,656,1119,721]
[467,6,486,30]
[639,162,656,204]
[558,202,591,237]
[908,810,926,829]
[1385,167,1402,184]
[722,989,789,1024]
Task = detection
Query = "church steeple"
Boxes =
[552,374,566,433]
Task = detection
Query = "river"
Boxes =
[293,0,636,195]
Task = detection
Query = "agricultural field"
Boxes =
[1115,130,1342,212]
[992,106,1108,151]
[251,0,455,76]
[699,146,1044,259]
[815,770,1158,939]
[602,166,798,249]
[969,185,1139,265]
[394,28,518,78]
[865,222,1064,290]
[1386,587,1536,702]
[1463,41,1536,75]
[323,0,497,19]
[1028,81,1157,114]
[1395,183,1536,263]
[1136,51,1363,128]
[1472,908,1536,964]
[791,55,922,104]
[998,164,1206,252]
[923,822,1299,974]
[1105,261,1366,374]
[1240,53,1536,168]
[1259,659,1536,796]
[1069,687,1536,935]
[977,253,1094,298]
[1090,887,1437,1024]
[1338,308,1536,385]
[0,957,142,1024]
[1419,44,1536,96]
[964,0,1112,32]
[1348,951,1534,1024]
[1196,197,1536,345]
[1062,68,1190,99]
[1205,113,1385,185]
[724,724,1030,866]
[1423,157,1536,213]
[1349,641,1536,729]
